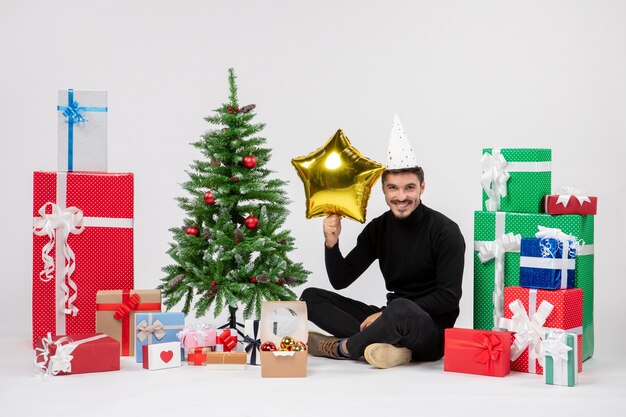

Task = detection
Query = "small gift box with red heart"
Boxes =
[444,328,512,377]
[142,341,181,370]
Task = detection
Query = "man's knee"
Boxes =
[384,298,427,322]
[300,287,326,303]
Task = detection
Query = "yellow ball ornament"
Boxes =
[291,129,385,223]
[280,336,296,351]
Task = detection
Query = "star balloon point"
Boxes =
[291,129,385,223]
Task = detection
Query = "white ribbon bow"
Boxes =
[480,151,510,211]
[542,330,573,367]
[536,225,581,259]
[556,186,592,208]
[136,319,166,342]
[34,333,77,376]
[499,299,553,368]
[477,232,521,329]
[33,202,85,316]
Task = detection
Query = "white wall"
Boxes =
[1,0,624,354]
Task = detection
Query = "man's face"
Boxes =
[382,172,425,219]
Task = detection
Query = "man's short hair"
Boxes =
[382,166,424,184]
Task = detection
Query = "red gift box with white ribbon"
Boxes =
[34,333,120,376]
[543,187,597,215]
[32,172,134,348]
[499,286,583,375]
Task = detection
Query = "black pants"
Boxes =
[301,287,444,361]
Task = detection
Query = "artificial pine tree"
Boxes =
[159,68,309,324]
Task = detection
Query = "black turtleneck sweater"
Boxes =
[325,203,466,329]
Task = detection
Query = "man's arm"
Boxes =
[323,215,377,290]
[413,222,465,316]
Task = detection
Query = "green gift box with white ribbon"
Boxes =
[481,148,551,213]
[543,331,579,387]
[473,210,594,360]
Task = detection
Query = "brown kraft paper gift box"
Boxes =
[96,289,161,356]
[260,301,308,378]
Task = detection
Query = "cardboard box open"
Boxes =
[260,301,308,378]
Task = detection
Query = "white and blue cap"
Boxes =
[386,113,419,170]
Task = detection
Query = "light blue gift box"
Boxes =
[135,312,185,362]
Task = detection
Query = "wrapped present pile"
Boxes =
[444,147,597,387]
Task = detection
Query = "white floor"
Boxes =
[1,336,624,417]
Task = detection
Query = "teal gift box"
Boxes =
[135,312,185,362]
[473,211,594,360]
[543,331,579,387]
[481,148,551,213]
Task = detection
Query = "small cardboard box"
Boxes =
[260,301,308,378]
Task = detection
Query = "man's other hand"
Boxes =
[360,311,382,331]
[323,214,342,248]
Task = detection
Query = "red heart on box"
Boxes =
[160,350,173,363]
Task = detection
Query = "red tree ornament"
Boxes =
[244,215,259,230]
[249,277,257,284]
[204,191,215,205]
[242,154,257,169]
[277,278,284,285]
[185,226,200,237]
[230,176,239,182]
[211,280,217,287]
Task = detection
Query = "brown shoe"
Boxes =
[307,331,346,360]
[364,343,412,369]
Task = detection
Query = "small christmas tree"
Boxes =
[160,68,309,321]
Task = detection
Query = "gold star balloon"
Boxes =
[291,129,385,223]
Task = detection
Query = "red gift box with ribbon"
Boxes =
[96,289,161,356]
[34,333,120,376]
[444,328,512,377]
[543,187,597,215]
[500,286,583,374]
[215,329,238,352]
[32,171,134,348]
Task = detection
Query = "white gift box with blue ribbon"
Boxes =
[57,89,108,172]
[519,227,578,290]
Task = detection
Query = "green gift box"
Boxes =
[473,210,594,360]
[481,148,552,213]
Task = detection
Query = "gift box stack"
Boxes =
[469,148,596,386]
[32,89,143,375]
[182,326,246,369]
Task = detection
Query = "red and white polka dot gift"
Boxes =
[500,286,583,375]
[32,171,134,348]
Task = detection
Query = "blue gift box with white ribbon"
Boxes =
[135,312,185,363]
[519,237,576,290]
[57,89,108,172]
